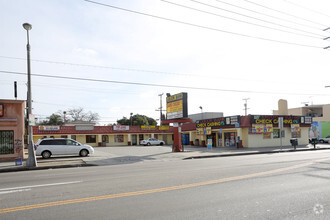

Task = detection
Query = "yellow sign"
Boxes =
[196,128,204,135]
[141,125,156,131]
[166,93,183,102]
[159,125,170,130]
[205,127,212,135]
[266,124,273,133]
[166,100,183,113]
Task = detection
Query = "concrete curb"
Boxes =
[0,162,97,173]
[183,147,330,160]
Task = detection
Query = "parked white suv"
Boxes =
[35,138,94,159]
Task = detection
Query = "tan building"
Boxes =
[0,100,25,161]
[273,101,330,122]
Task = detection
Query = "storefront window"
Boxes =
[114,135,124,143]
[71,135,76,140]
[86,135,96,143]
[0,131,14,154]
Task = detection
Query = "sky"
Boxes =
[1,0,330,125]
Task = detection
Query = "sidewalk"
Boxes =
[1,144,330,173]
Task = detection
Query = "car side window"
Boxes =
[67,140,75,145]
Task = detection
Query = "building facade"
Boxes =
[32,115,311,149]
[0,100,25,161]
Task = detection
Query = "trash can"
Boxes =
[311,138,318,149]
[290,138,298,150]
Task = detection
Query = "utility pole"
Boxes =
[158,93,163,125]
[23,22,37,167]
[243,98,250,116]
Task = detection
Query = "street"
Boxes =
[1,150,330,219]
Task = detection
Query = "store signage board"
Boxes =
[113,125,129,131]
[166,93,188,120]
[39,126,60,131]
[196,116,240,128]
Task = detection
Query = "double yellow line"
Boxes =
[1,158,328,214]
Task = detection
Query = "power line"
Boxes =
[178,0,325,39]
[282,0,330,20]
[241,0,328,28]
[213,0,325,32]
[1,70,329,96]
[0,55,321,86]
[83,0,322,49]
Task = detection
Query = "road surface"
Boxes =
[1,150,330,219]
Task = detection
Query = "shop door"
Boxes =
[224,132,236,147]
[207,133,217,147]
[139,134,144,145]
[181,133,189,145]
[132,135,137,145]
[102,135,108,146]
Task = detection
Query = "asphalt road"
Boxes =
[1,150,330,219]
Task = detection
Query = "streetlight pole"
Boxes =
[130,112,133,126]
[23,23,37,167]
[158,93,163,125]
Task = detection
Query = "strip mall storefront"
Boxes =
[188,115,312,148]
[0,100,25,161]
[33,125,174,147]
[32,115,312,149]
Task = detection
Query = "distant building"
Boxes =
[273,100,330,139]
[188,112,223,122]
[273,102,330,122]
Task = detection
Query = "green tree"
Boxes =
[38,113,64,125]
[117,114,157,126]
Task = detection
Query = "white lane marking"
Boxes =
[0,181,82,192]
[0,189,31,195]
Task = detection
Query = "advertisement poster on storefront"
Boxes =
[265,124,273,133]
[291,124,300,132]
[252,124,264,133]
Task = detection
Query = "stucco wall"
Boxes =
[246,127,309,148]
[0,100,25,161]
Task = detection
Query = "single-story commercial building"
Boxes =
[33,124,175,147]
[185,115,312,148]
[32,115,312,149]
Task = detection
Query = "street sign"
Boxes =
[278,117,283,129]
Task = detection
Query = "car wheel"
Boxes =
[80,149,89,157]
[41,151,51,159]
[160,142,164,146]
[147,142,151,146]
[320,140,324,143]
